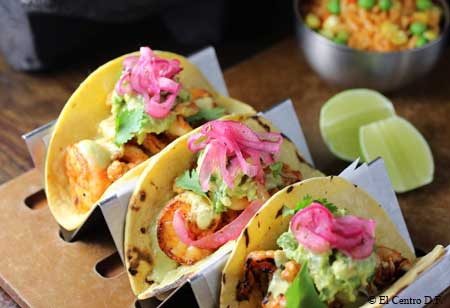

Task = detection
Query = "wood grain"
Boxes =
[0,169,135,308]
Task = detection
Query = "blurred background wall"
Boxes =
[0,0,295,71]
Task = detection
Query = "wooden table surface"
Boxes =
[1,37,450,306]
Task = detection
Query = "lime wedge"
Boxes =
[360,116,434,193]
[320,89,395,161]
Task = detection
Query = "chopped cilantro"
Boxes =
[111,91,125,116]
[286,261,326,308]
[176,88,192,103]
[186,107,225,124]
[175,170,209,200]
[282,195,339,217]
[114,107,143,145]
[212,189,226,213]
[316,197,339,214]
[270,161,283,177]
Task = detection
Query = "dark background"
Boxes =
[0,0,296,72]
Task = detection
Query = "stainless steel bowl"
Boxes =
[294,0,450,91]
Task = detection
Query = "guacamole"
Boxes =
[196,153,284,213]
[112,92,176,144]
[277,231,376,303]
[208,172,259,213]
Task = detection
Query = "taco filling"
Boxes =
[64,47,227,212]
[237,198,411,308]
[156,120,303,266]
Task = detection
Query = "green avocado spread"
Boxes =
[276,231,376,304]
[112,92,176,144]
[192,152,285,213]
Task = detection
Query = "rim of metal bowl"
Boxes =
[294,0,450,55]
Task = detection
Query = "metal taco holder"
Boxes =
[21,46,450,307]
[21,46,229,242]
[167,159,450,308]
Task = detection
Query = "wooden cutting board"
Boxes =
[0,169,136,308]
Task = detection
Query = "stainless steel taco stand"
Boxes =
[20,46,230,243]
[1,46,313,308]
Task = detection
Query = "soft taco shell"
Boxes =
[124,114,323,299]
[220,176,424,308]
[45,50,254,231]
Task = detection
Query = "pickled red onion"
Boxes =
[187,120,283,191]
[172,200,263,249]
[115,47,182,119]
[290,202,376,259]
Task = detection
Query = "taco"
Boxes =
[45,47,254,231]
[124,114,323,299]
[221,176,445,308]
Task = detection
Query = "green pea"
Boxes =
[327,0,340,14]
[379,0,392,11]
[358,0,375,9]
[410,22,427,36]
[416,0,432,11]
[334,30,349,44]
[416,36,428,47]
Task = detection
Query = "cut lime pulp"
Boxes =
[359,116,434,193]
[320,89,395,161]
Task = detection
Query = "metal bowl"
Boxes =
[294,0,450,91]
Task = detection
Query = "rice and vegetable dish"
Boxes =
[302,0,444,51]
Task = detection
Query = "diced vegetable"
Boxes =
[416,0,433,11]
[413,12,429,24]
[378,0,392,11]
[327,0,341,14]
[391,30,408,45]
[424,30,438,41]
[323,15,340,33]
[358,0,375,10]
[381,22,407,45]
[320,28,335,39]
[416,36,428,47]
[334,30,350,44]
[305,13,321,29]
[303,0,442,51]
[410,22,427,36]
[381,21,398,35]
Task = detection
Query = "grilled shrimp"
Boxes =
[157,192,225,265]
[141,134,169,155]
[280,164,303,186]
[167,115,193,137]
[265,163,303,195]
[106,145,148,181]
[373,246,412,289]
[122,144,148,165]
[64,142,112,212]
[237,250,277,301]
[107,161,130,182]
[189,88,212,100]
[262,294,286,308]
[238,251,300,308]
[173,101,200,118]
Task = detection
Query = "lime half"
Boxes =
[360,116,434,193]
[320,89,395,161]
